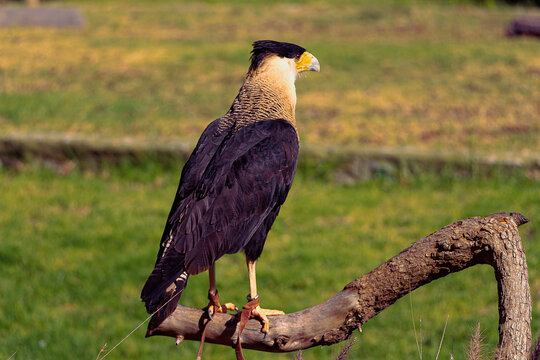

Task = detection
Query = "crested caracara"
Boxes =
[141,40,320,333]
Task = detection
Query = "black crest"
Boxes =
[249,40,306,73]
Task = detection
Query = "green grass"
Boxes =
[0,1,539,358]
[1,1,539,156]
[0,164,538,359]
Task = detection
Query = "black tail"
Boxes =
[141,250,189,329]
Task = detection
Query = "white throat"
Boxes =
[250,55,297,109]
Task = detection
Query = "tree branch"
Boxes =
[146,212,532,358]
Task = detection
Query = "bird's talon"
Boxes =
[205,301,237,320]
[251,305,283,333]
[223,302,238,313]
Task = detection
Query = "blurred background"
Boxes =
[0,0,539,359]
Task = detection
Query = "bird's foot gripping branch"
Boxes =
[147,212,532,359]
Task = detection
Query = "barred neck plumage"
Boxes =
[217,55,298,135]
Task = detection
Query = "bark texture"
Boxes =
[147,212,532,358]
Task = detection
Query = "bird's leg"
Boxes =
[205,264,237,320]
[246,258,285,333]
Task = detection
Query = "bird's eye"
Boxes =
[295,53,302,61]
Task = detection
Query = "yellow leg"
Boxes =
[247,258,285,333]
[209,263,219,296]
[206,264,237,318]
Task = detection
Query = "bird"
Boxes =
[141,40,320,333]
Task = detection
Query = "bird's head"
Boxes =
[248,40,320,79]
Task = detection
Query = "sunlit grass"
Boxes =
[0,164,538,359]
[0,1,539,155]
[1,1,539,358]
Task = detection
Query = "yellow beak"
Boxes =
[296,51,320,73]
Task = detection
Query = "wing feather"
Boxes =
[182,120,298,273]
[143,119,298,304]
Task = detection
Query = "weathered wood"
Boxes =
[491,213,531,358]
[147,212,532,358]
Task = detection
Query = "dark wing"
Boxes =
[141,118,228,313]
[142,119,298,309]
[152,118,229,264]
[182,119,299,273]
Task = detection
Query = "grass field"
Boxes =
[1,0,539,156]
[0,164,538,359]
[1,0,539,359]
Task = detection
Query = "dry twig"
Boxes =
[467,323,483,360]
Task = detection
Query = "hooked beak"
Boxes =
[296,51,320,73]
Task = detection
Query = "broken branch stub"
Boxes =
[147,212,531,358]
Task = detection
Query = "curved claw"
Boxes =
[205,302,238,320]
[223,302,239,313]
